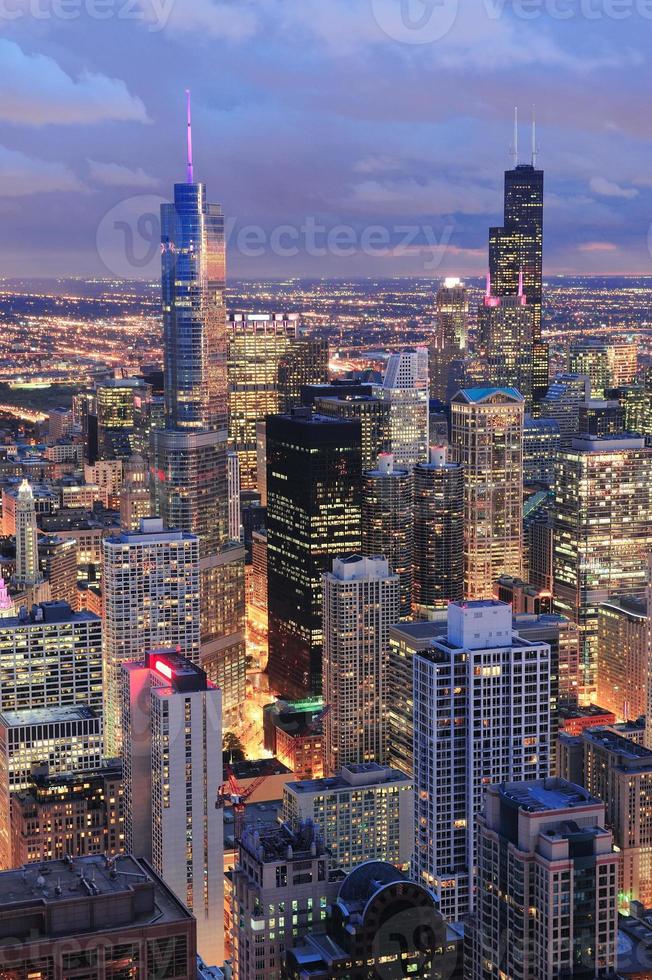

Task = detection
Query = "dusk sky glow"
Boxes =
[3,0,652,278]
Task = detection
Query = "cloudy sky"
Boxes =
[2,0,652,278]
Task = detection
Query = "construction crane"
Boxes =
[216,765,270,841]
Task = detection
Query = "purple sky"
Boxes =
[2,0,652,279]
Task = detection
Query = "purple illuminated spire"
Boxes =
[186,89,194,183]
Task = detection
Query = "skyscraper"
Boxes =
[323,555,399,774]
[361,453,413,619]
[412,446,464,617]
[14,479,42,588]
[553,435,652,701]
[266,411,362,697]
[478,277,535,406]
[413,600,552,921]
[118,453,151,531]
[121,650,223,965]
[227,312,299,490]
[451,387,524,599]
[150,96,246,726]
[102,517,200,754]
[277,336,329,413]
[429,278,468,402]
[469,779,618,979]
[489,111,547,398]
[374,349,429,469]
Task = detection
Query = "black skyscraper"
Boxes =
[488,113,547,398]
[266,410,362,698]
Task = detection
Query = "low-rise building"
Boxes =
[0,854,197,978]
[10,762,124,866]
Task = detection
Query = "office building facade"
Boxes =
[266,412,362,697]
[451,387,524,599]
[412,446,464,616]
[323,556,399,773]
[361,453,413,619]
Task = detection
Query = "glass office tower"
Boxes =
[150,103,245,726]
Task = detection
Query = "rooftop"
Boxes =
[0,854,192,939]
[583,728,652,767]
[499,778,600,814]
[285,764,410,795]
[453,386,524,404]
[1,601,100,628]
[0,704,99,728]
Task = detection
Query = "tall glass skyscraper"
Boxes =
[151,98,245,726]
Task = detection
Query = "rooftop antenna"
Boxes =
[186,89,194,184]
[511,106,519,167]
[518,265,524,298]
[531,104,538,167]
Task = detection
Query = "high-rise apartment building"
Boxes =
[14,479,42,588]
[231,822,343,980]
[451,387,524,599]
[469,779,618,979]
[282,762,413,871]
[374,349,429,469]
[429,277,468,402]
[323,555,399,773]
[582,728,652,909]
[597,595,647,721]
[387,618,447,778]
[553,435,652,700]
[150,105,246,730]
[227,312,299,489]
[266,411,362,697]
[102,517,200,753]
[0,600,102,716]
[121,650,223,966]
[412,446,464,617]
[413,600,551,920]
[361,453,413,619]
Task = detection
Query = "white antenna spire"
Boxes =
[531,104,538,167]
[511,106,519,167]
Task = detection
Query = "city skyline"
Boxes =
[3,2,652,278]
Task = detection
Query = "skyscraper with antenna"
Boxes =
[489,106,547,398]
[150,93,246,727]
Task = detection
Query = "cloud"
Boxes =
[0,39,148,125]
[137,0,259,38]
[589,176,638,199]
[87,159,159,188]
[0,145,84,196]
[578,241,618,252]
